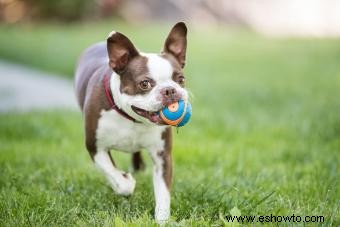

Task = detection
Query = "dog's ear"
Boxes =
[163,22,187,68]
[107,31,139,74]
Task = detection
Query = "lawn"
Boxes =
[0,21,339,226]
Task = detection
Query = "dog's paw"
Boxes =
[155,207,170,224]
[111,172,136,196]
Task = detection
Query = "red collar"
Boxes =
[104,74,139,123]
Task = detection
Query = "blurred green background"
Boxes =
[0,0,339,226]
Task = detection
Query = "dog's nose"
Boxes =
[161,86,177,98]
[160,86,181,106]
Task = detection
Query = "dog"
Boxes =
[74,22,188,222]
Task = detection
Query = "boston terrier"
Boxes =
[74,22,188,222]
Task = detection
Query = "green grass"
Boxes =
[0,21,339,226]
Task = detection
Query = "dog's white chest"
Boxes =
[96,109,166,153]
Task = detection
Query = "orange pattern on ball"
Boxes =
[168,102,179,112]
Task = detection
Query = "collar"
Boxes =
[103,74,139,123]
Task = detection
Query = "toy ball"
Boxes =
[159,99,192,127]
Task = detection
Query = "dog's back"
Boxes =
[74,42,110,110]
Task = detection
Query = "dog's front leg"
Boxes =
[150,128,172,223]
[93,150,136,196]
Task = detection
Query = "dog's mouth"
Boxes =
[131,105,164,124]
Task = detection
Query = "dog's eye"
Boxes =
[178,76,185,85]
[139,80,151,90]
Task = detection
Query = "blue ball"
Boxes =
[159,99,192,127]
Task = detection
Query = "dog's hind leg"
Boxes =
[132,151,145,172]
[93,150,136,196]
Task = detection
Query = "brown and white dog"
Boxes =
[74,22,188,222]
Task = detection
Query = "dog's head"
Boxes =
[107,22,189,125]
